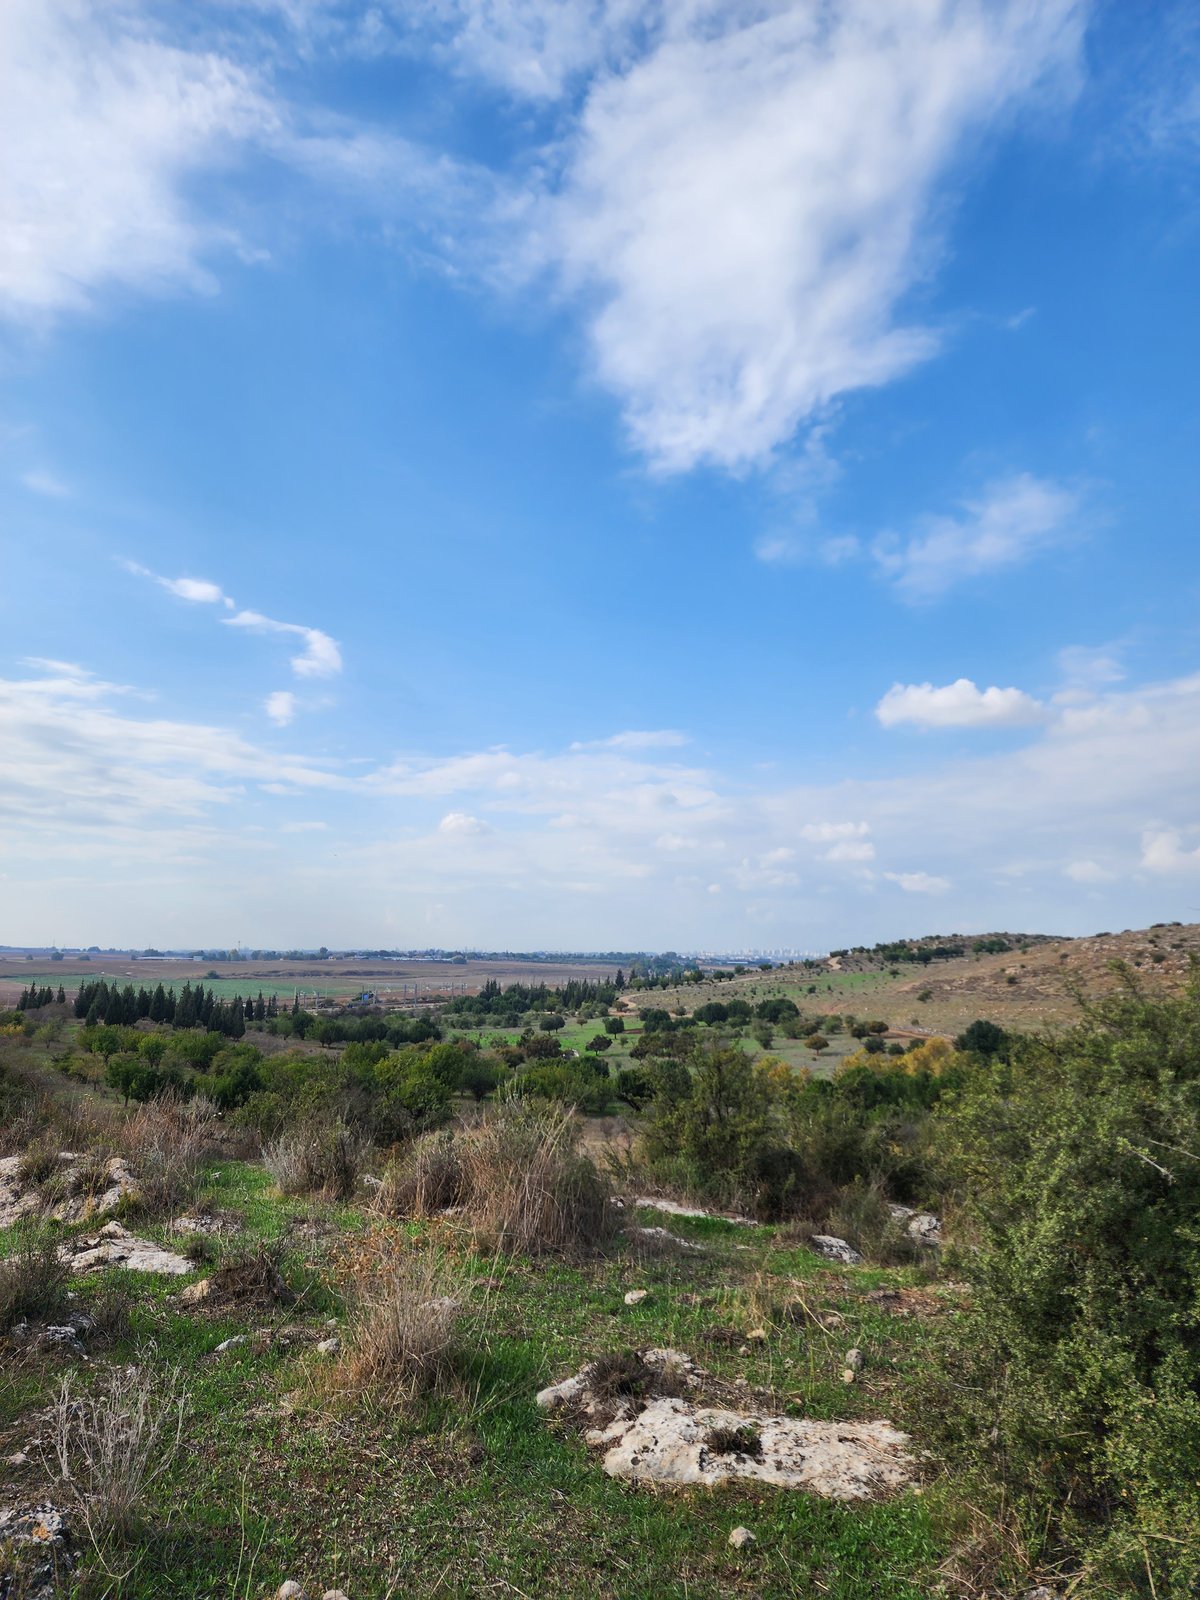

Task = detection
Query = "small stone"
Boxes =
[6,1450,29,1466]
[841,1368,856,1384]
[322,1592,350,1600]
[215,1335,248,1354]
[624,1289,649,1306]
[276,1583,306,1600]
[728,1526,757,1549]
[844,1347,864,1371]
[316,1337,340,1355]
[737,1344,750,1356]
[809,1234,864,1265]
[180,1278,212,1306]
[746,1327,768,1343]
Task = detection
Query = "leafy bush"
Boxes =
[927,984,1200,1597]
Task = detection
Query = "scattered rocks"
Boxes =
[537,1350,915,1500]
[728,1526,757,1550]
[623,1289,650,1306]
[276,1584,306,1600]
[808,1235,864,1265]
[316,1337,340,1356]
[61,1221,192,1276]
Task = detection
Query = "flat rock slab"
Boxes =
[60,1221,191,1276]
[632,1197,755,1226]
[538,1349,914,1501]
[591,1398,914,1499]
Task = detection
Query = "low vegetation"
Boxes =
[0,953,1196,1597]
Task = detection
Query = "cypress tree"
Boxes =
[149,983,166,1023]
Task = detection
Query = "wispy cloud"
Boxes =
[123,561,235,609]
[876,678,1047,730]
[570,729,690,752]
[872,474,1081,601]
[20,468,70,497]
[225,610,343,678]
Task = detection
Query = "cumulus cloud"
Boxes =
[1141,829,1200,874]
[264,690,297,726]
[873,474,1081,600]
[438,811,491,836]
[884,870,951,894]
[224,610,343,678]
[876,678,1046,730]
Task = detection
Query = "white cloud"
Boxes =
[884,870,951,894]
[1064,858,1114,883]
[1141,829,1200,874]
[225,610,343,678]
[0,0,278,322]
[265,690,297,726]
[438,811,491,836]
[876,677,1046,730]
[873,474,1080,600]
[799,821,870,844]
[124,561,235,608]
[824,838,876,863]
[533,2,1085,470]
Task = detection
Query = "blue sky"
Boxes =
[2,0,1199,951]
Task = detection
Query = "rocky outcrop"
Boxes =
[537,1348,915,1500]
[0,1152,138,1229]
[887,1205,943,1245]
[59,1221,191,1276]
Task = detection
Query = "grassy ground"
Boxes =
[0,1157,950,1599]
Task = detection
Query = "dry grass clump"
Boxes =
[205,1244,293,1311]
[0,1228,70,1332]
[336,1247,467,1401]
[704,1422,762,1459]
[117,1099,214,1220]
[263,1119,367,1202]
[377,1131,463,1216]
[49,1364,187,1543]
[16,1134,63,1188]
[380,1099,615,1256]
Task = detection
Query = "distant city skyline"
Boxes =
[2,1,1199,948]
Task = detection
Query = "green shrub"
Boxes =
[927,983,1200,1597]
